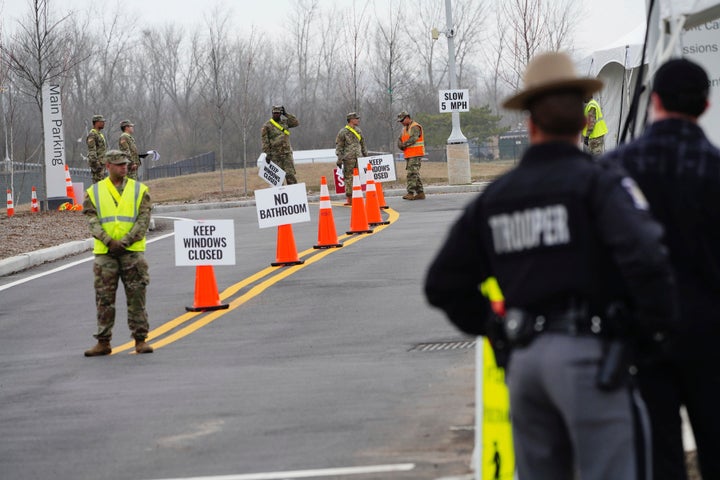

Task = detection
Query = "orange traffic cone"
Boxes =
[30,186,40,212]
[365,164,389,226]
[272,224,305,266]
[185,265,229,312]
[376,182,388,209]
[6,189,14,217]
[365,179,388,227]
[64,165,79,206]
[346,168,373,235]
[314,176,342,249]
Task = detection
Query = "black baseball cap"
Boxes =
[652,58,709,117]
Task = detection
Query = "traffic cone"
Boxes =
[185,265,229,312]
[346,168,373,235]
[376,182,389,209]
[6,189,14,217]
[271,224,305,266]
[30,186,40,213]
[64,165,79,206]
[314,176,342,249]
[365,169,389,226]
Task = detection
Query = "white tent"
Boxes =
[583,0,720,148]
[580,26,646,148]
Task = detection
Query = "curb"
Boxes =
[1,183,488,277]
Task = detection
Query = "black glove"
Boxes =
[336,158,343,167]
[281,106,287,116]
[583,136,589,146]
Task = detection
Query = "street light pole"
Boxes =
[442,0,471,184]
[444,0,465,145]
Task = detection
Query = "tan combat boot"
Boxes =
[402,193,415,200]
[135,339,154,354]
[84,339,111,357]
[413,192,426,200]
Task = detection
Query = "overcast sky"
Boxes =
[2,0,648,55]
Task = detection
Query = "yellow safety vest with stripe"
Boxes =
[87,178,148,254]
[582,99,608,138]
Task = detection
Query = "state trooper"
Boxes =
[83,149,153,356]
[424,52,678,480]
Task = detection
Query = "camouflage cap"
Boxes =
[92,114,105,123]
[104,149,130,165]
[272,105,283,113]
[396,110,410,122]
[120,119,134,128]
[346,112,360,121]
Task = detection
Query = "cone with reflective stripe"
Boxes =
[30,186,40,213]
[346,168,373,234]
[376,182,388,209]
[314,176,342,249]
[185,265,229,312]
[6,189,14,217]
[365,164,389,226]
[64,165,81,209]
[272,224,305,266]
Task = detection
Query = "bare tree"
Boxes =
[369,2,413,152]
[452,0,489,88]
[495,0,578,91]
[0,0,84,107]
[198,8,232,191]
[338,1,371,112]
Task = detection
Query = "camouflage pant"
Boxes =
[584,136,605,157]
[93,252,150,341]
[405,157,424,194]
[341,157,359,198]
[89,158,106,183]
[270,154,297,185]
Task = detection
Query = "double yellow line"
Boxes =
[113,207,399,354]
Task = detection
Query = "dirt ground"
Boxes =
[1,160,514,260]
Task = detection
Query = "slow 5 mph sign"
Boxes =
[439,89,470,112]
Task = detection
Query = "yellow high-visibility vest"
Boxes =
[87,178,148,254]
[583,99,608,138]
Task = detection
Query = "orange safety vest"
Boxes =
[401,121,425,159]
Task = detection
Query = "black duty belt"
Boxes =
[503,307,605,347]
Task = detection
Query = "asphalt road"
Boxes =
[0,193,480,480]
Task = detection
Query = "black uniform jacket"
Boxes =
[425,141,678,339]
[604,119,720,357]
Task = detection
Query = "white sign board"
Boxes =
[42,83,67,198]
[358,154,396,183]
[255,182,311,229]
[258,159,287,187]
[439,89,470,112]
[174,219,236,266]
[683,21,720,147]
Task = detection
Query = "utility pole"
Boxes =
[442,0,471,184]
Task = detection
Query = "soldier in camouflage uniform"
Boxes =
[397,111,426,200]
[582,95,608,157]
[87,114,107,183]
[335,112,368,205]
[261,105,300,184]
[118,119,140,180]
[83,149,153,356]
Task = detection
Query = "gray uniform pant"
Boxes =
[507,334,636,480]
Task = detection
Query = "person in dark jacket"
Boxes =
[603,58,719,480]
[424,51,678,480]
